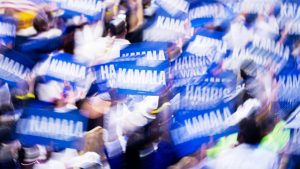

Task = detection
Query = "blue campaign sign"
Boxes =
[183,29,228,60]
[155,0,189,17]
[277,0,300,36]
[231,0,278,15]
[169,69,243,157]
[45,52,88,84]
[143,0,189,42]
[93,59,169,95]
[170,101,239,157]
[120,42,169,61]
[227,36,290,75]
[0,15,16,46]
[0,47,34,84]
[188,0,233,27]
[46,0,104,21]
[173,70,240,110]
[15,107,88,150]
[171,29,229,82]
[276,68,300,115]
[171,51,209,80]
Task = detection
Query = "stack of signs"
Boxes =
[143,0,190,42]
[0,15,16,47]
[227,35,290,75]
[277,0,300,48]
[172,29,229,88]
[188,0,233,28]
[15,107,87,150]
[285,106,300,155]
[93,42,170,95]
[169,71,244,157]
[45,0,105,22]
[276,68,300,116]
[0,47,34,85]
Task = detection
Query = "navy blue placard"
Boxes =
[15,107,88,150]
[188,0,233,27]
[276,68,300,115]
[45,52,88,84]
[143,0,189,42]
[120,42,169,61]
[0,15,16,46]
[93,59,170,95]
[0,47,34,84]
[170,101,239,157]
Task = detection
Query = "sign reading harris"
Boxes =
[15,107,88,149]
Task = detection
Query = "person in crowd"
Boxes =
[202,117,280,169]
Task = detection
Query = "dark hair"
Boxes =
[75,98,88,109]
[61,24,85,54]
[109,19,126,36]
[238,117,262,145]
[0,104,14,116]
[33,12,49,33]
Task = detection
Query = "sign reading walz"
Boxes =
[15,107,88,149]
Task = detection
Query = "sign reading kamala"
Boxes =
[0,47,34,84]
[170,102,239,157]
[285,106,300,154]
[188,0,233,27]
[232,0,278,14]
[143,0,189,42]
[46,0,104,21]
[276,68,300,114]
[120,42,168,60]
[227,36,290,74]
[16,107,87,149]
[0,15,16,46]
[93,60,168,95]
[46,52,87,84]
[277,1,300,35]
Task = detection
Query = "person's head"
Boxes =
[108,18,127,38]
[33,11,50,33]
[237,117,262,145]
[61,24,85,54]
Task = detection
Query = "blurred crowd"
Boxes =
[0,0,299,169]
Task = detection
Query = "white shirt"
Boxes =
[104,95,159,158]
[203,144,279,169]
